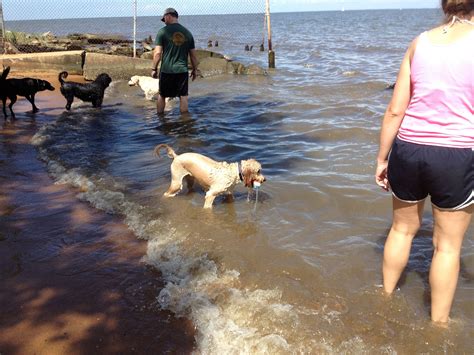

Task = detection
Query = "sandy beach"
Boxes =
[0,72,195,354]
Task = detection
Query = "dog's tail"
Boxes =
[58,71,68,85]
[1,66,10,81]
[154,144,177,159]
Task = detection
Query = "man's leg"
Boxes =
[179,95,189,113]
[157,94,166,114]
[383,197,425,294]
[430,205,472,323]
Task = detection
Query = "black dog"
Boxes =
[59,71,112,110]
[0,66,55,118]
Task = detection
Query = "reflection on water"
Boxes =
[23,8,474,354]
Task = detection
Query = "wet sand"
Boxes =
[0,72,195,354]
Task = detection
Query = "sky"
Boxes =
[3,0,440,21]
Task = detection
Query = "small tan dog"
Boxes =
[154,144,266,208]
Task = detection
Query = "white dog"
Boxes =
[128,75,159,100]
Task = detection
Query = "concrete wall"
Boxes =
[0,51,84,75]
[83,52,151,81]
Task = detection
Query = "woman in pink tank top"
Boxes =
[375,0,473,324]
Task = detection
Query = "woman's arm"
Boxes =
[375,39,416,190]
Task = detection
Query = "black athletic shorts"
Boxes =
[388,138,473,210]
[159,72,188,98]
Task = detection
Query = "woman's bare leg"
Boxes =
[383,197,425,294]
[430,205,472,323]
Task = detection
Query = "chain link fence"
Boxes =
[0,0,270,62]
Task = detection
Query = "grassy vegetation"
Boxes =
[5,30,41,45]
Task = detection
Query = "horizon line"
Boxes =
[6,7,440,22]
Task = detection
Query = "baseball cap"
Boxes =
[161,8,178,22]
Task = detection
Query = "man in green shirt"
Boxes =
[151,8,199,114]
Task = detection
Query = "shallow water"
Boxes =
[9,9,474,353]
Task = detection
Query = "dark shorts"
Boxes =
[388,138,473,210]
[159,72,188,98]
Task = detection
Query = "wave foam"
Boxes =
[30,117,351,354]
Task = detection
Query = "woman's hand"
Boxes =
[375,160,390,191]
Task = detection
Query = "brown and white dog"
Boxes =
[154,144,266,209]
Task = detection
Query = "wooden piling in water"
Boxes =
[265,0,275,68]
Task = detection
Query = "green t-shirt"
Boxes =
[155,23,195,74]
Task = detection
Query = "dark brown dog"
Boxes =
[0,66,55,118]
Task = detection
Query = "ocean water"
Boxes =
[9,9,474,353]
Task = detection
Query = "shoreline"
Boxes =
[0,72,195,354]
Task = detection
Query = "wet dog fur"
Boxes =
[154,144,266,209]
[58,71,112,110]
[0,66,55,118]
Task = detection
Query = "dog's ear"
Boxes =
[241,159,256,188]
[1,66,10,81]
[104,74,112,86]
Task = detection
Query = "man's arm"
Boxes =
[189,48,199,81]
[151,45,163,78]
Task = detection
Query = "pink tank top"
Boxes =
[397,30,474,148]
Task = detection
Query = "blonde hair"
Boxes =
[441,0,473,22]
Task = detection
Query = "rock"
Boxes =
[42,31,54,38]
[144,35,153,44]
[245,64,268,75]
[66,43,84,51]
[194,49,224,62]
[4,42,20,54]
[197,57,230,77]
[67,33,87,41]
[83,34,131,45]
[111,45,134,57]
[142,43,153,52]
[194,55,267,77]
[140,51,154,60]
[229,62,246,75]
[87,38,107,45]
